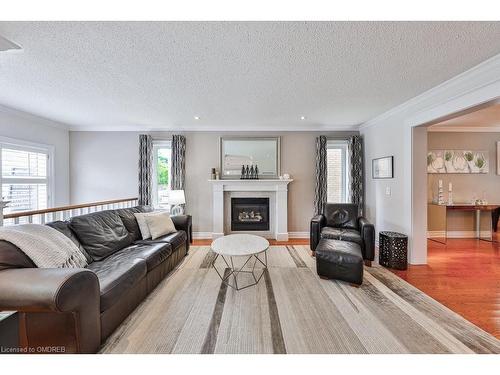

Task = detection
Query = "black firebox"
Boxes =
[231,197,270,231]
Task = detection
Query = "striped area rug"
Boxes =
[101,245,500,354]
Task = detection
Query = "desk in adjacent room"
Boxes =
[428,203,500,242]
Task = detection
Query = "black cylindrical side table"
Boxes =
[379,231,408,270]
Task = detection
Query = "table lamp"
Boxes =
[169,190,186,216]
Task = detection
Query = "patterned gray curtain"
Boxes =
[349,135,364,215]
[314,136,328,215]
[138,134,153,206]
[171,135,186,190]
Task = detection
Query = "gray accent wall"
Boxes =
[427,131,500,232]
[69,131,357,233]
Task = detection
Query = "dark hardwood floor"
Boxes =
[391,239,500,339]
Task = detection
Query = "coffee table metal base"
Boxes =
[211,251,268,291]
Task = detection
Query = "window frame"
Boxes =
[0,136,55,211]
[326,139,350,204]
[151,140,172,209]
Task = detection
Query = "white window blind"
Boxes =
[327,140,350,203]
[0,141,52,215]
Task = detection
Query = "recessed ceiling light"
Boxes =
[194,116,200,120]
[300,116,306,120]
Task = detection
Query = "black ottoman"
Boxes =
[315,238,364,285]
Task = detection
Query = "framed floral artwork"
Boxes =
[427,150,488,174]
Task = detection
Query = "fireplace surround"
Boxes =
[208,179,292,240]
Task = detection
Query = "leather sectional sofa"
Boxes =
[0,206,192,353]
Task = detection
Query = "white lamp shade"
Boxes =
[169,190,186,205]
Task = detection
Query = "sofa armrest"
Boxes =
[0,268,101,353]
[310,214,326,251]
[171,215,192,251]
[358,217,375,261]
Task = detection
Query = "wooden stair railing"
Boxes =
[0,197,139,226]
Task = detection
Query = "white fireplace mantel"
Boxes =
[208,179,293,241]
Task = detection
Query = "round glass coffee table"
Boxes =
[210,234,269,291]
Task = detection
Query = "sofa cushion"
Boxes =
[86,252,147,312]
[115,206,152,241]
[145,212,177,240]
[320,227,363,245]
[46,221,93,263]
[120,242,173,270]
[153,231,187,251]
[134,211,167,240]
[70,211,133,261]
[0,240,36,270]
[324,203,359,230]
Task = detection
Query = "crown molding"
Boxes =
[428,126,500,133]
[0,103,70,131]
[67,123,361,132]
[359,52,500,131]
[0,100,361,133]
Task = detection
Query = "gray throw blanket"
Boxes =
[0,224,88,268]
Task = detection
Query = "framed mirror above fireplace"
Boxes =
[219,136,281,179]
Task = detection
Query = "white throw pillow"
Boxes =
[134,211,165,240]
[145,212,177,240]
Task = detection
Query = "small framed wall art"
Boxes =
[372,156,394,179]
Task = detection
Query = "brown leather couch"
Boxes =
[0,206,192,353]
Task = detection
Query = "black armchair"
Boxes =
[310,203,375,262]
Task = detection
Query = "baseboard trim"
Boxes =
[192,232,213,239]
[427,230,492,238]
[288,232,309,238]
[192,231,309,240]
[427,231,446,238]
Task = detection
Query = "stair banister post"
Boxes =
[0,199,10,226]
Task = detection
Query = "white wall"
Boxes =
[0,105,70,206]
[69,132,139,203]
[361,54,500,264]
[69,130,357,234]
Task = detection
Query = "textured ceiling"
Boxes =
[1,21,500,131]
[430,103,500,131]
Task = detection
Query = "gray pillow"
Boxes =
[115,206,150,241]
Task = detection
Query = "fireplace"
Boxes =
[231,197,270,231]
[210,179,291,240]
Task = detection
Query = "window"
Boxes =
[0,138,53,215]
[327,140,349,203]
[152,141,172,209]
